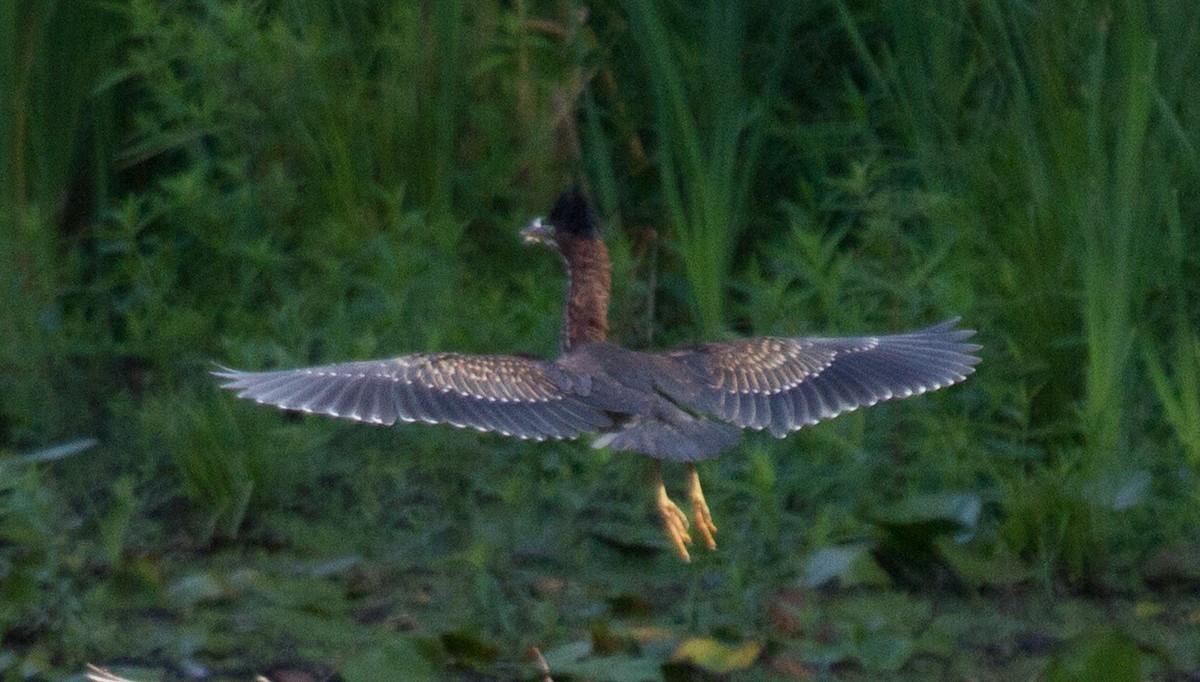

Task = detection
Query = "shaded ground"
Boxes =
[64,547,1200,681]
[18,448,1200,681]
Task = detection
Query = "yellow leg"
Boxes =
[654,462,692,561]
[687,464,718,550]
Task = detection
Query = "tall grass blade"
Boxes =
[1145,328,1200,472]
[622,0,785,335]
[1079,7,1155,464]
[1,2,16,213]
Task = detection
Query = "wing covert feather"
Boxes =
[214,353,612,440]
[655,318,980,436]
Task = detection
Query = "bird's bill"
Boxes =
[520,217,556,247]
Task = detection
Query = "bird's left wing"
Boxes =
[651,318,981,437]
[214,353,612,441]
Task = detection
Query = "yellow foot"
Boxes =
[687,464,718,551]
[655,467,692,562]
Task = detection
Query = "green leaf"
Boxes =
[549,654,664,682]
[802,543,888,587]
[1043,628,1140,682]
[165,572,225,611]
[938,541,1031,588]
[872,492,982,543]
[440,629,500,667]
[1109,470,1151,511]
[100,475,138,565]
[541,639,592,669]
[804,545,862,587]
[856,632,913,672]
[343,636,438,682]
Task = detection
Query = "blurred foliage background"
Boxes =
[3,0,1200,679]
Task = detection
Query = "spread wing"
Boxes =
[214,353,613,441]
[654,318,980,437]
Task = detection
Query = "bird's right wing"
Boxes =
[652,318,981,437]
[214,353,612,441]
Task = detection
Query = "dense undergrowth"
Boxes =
[3,0,1200,679]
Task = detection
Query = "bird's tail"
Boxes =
[593,416,740,462]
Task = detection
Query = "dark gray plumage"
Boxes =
[214,354,613,441]
[215,318,979,460]
[654,318,980,439]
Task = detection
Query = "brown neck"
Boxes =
[558,234,611,352]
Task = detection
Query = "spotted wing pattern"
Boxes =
[657,318,980,437]
[214,353,612,441]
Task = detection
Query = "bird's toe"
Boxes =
[687,465,718,551]
[655,477,693,561]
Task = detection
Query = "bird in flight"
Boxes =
[216,189,980,561]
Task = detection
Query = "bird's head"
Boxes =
[520,188,601,249]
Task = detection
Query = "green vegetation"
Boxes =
[3,0,1200,679]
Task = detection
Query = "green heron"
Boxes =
[216,189,980,561]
